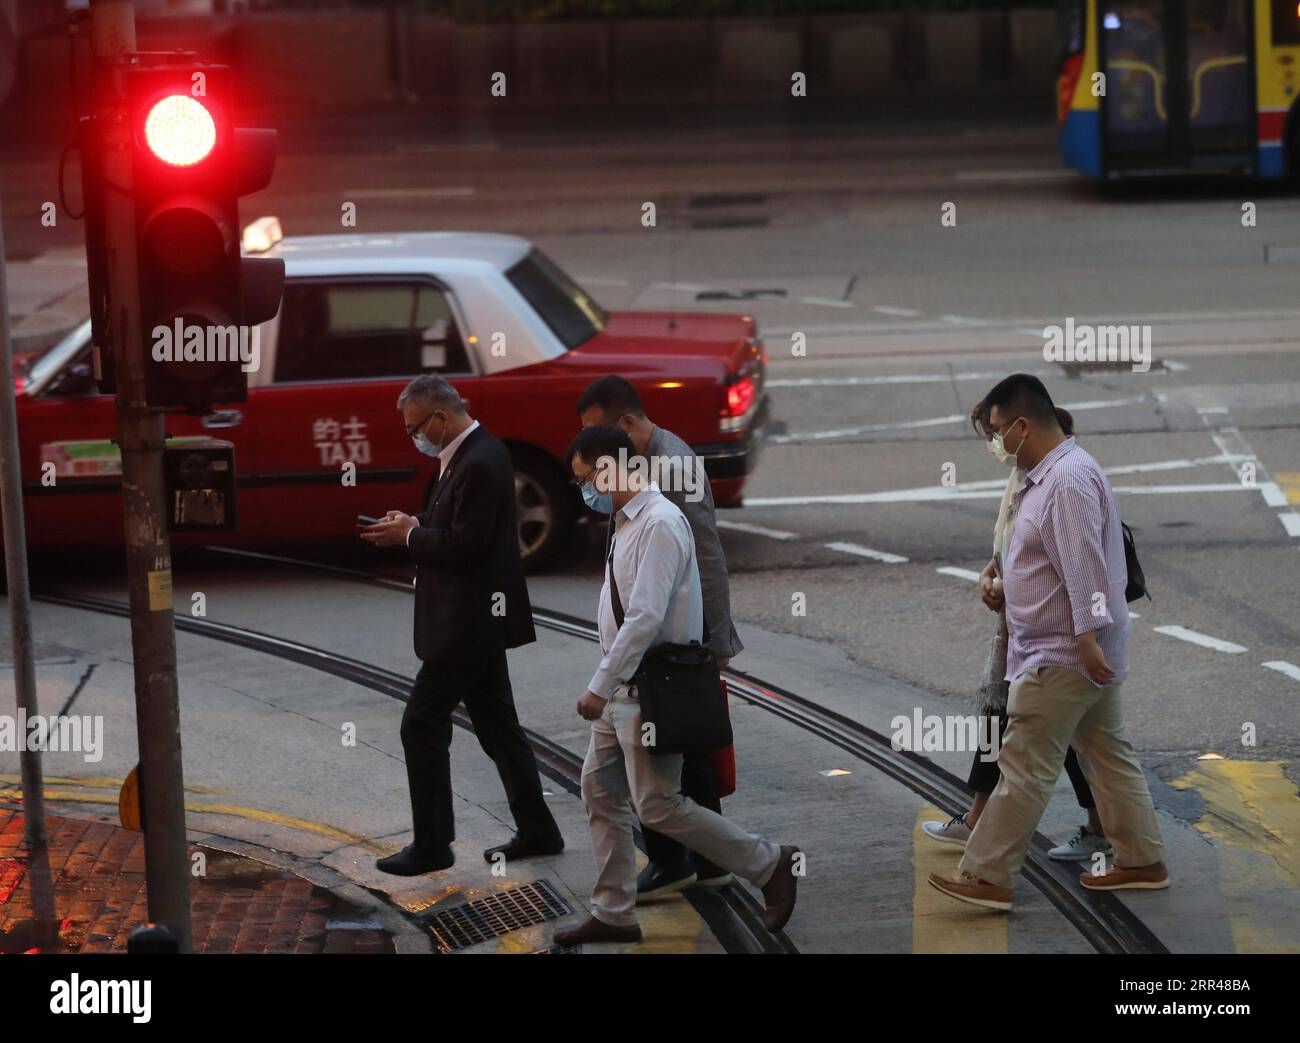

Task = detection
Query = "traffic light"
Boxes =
[91,57,284,411]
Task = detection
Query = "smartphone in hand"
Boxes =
[357,515,382,526]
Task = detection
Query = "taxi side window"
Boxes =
[274,281,471,383]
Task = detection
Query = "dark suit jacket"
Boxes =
[408,425,536,663]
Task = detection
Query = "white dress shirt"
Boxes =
[588,483,704,700]
[406,418,479,546]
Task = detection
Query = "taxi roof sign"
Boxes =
[242,215,283,254]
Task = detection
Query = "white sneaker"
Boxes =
[922,814,972,847]
[1049,825,1114,862]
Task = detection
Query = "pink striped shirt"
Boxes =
[1003,437,1130,684]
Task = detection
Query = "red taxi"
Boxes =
[14,229,768,569]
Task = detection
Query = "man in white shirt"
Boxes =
[554,425,801,946]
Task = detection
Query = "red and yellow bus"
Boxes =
[1058,1,1300,177]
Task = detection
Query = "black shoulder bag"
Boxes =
[608,541,732,755]
[1121,521,1150,603]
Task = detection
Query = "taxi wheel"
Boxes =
[511,448,575,573]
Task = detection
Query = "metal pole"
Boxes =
[0,190,60,950]
[89,0,192,951]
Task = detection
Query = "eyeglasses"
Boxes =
[569,466,598,488]
[405,411,436,438]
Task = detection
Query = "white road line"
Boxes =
[344,186,475,198]
[1152,625,1248,654]
[771,396,1150,443]
[767,370,1035,388]
[825,542,908,563]
[650,281,710,293]
[1259,482,1289,507]
[801,296,855,309]
[1278,512,1300,537]
[1262,661,1300,683]
[1164,360,1189,371]
[939,315,991,326]
[744,482,1252,508]
[576,276,631,287]
[936,566,982,582]
[715,519,798,541]
[1197,406,1230,415]
[871,305,922,317]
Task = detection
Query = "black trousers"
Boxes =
[967,708,1096,810]
[400,653,559,851]
[641,747,725,874]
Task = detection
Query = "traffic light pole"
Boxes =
[89,0,192,951]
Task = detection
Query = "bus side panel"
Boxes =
[1256,0,1292,178]
[1059,0,1103,177]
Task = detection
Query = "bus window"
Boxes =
[1273,0,1300,45]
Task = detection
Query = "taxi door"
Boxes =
[247,276,483,541]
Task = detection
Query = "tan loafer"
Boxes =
[927,870,1013,911]
[1080,860,1169,891]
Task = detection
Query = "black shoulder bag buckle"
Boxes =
[609,546,732,756]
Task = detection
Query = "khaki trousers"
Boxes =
[581,687,781,927]
[960,665,1164,889]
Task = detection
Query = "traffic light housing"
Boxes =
[90,57,284,411]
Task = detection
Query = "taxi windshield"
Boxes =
[505,248,607,351]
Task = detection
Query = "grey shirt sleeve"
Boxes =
[649,429,744,659]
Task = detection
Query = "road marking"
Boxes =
[344,186,475,199]
[912,805,1008,954]
[825,541,908,563]
[871,305,922,317]
[1278,512,1300,538]
[1275,473,1300,503]
[715,519,798,541]
[767,370,1033,388]
[1152,625,1248,654]
[956,169,1076,182]
[801,296,855,309]
[939,315,990,326]
[576,276,630,286]
[936,566,982,582]
[771,396,1149,444]
[650,281,710,292]
[744,482,1252,508]
[1171,760,1300,952]
[1256,482,1288,506]
[1263,661,1300,683]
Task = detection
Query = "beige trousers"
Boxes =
[580,687,781,927]
[960,665,1164,889]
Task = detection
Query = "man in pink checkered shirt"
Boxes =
[930,374,1168,911]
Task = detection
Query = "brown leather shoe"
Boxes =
[1080,860,1169,891]
[927,871,1013,911]
[760,845,802,932]
[553,915,642,947]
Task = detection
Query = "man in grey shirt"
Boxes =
[578,376,742,899]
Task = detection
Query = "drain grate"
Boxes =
[423,880,571,953]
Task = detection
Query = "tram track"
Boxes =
[34,544,1169,954]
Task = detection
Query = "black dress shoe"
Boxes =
[553,915,641,947]
[376,844,454,877]
[635,861,697,902]
[483,833,564,864]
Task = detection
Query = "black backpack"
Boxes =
[1122,522,1149,602]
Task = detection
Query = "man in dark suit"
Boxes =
[361,375,562,875]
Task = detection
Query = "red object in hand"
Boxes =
[708,678,737,798]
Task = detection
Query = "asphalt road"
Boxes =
[4,108,1299,951]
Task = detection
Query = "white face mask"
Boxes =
[411,414,444,457]
[988,418,1026,467]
